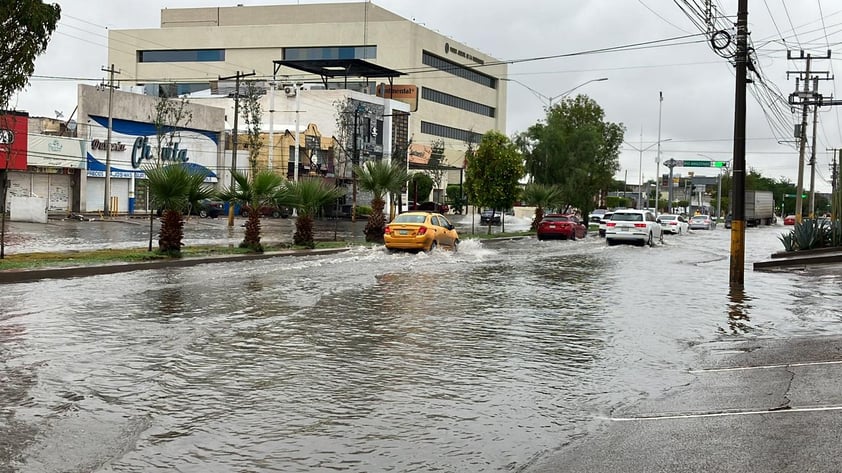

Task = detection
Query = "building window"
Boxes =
[422,51,496,88]
[283,46,377,61]
[138,49,225,63]
[421,121,483,144]
[421,87,495,118]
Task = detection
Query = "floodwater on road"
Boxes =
[1,220,840,472]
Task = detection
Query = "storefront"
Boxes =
[78,84,225,214]
[7,135,86,214]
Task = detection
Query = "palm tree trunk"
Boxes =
[158,209,185,255]
[364,197,386,243]
[294,214,315,248]
[242,208,263,252]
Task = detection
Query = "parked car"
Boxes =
[657,214,689,235]
[384,211,459,252]
[724,214,733,229]
[605,209,663,246]
[783,214,796,225]
[241,205,290,218]
[409,201,449,213]
[689,214,716,230]
[536,214,587,241]
[480,209,502,225]
[598,211,614,237]
[588,208,608,224]
[192,199,225,218]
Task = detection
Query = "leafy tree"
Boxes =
[427,139,447,193]
[280,178,345,248]
[240,80,263,174]
[145,163,213,255]
[219,170,284,252]
[0,1,61,110]
[354,160,408,243]
[522,94,624,222]
[408,172,433,204]
[521,183,564,231]
[0,1,60,259]
[464,131,525,233]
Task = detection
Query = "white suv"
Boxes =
[605,209,663,246]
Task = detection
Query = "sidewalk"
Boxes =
[529,335,842,472]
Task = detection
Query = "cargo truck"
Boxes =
[744,190,775,226]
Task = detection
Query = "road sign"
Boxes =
[784,194,807,198]
[682,160,711,167]
[713,161,728,168]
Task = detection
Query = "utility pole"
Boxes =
[809,102,818,217]
[219,70,256,227]
[729,0,748,288]
[787,50,831,223]
[101,64,119,217]
[831,151,840,220]
[351,105,362,223]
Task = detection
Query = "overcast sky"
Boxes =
[14,0,842,192]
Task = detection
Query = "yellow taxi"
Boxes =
[384,211,459,252]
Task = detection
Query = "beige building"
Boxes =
[107,2,508,174]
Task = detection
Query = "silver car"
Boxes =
[605,209,663,246]
[689,214,716,230]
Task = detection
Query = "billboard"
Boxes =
[376,84,418,112]
[0,111,29,170]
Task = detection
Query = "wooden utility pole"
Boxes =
[101,64,120,217]
[787,50,831,223]
[219,70,256,227]
[729,0,748,288]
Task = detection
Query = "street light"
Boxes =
[503,77,608,110]
[625,135,672,209]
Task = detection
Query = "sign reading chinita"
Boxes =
[86,115,219,172]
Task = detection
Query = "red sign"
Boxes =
[0,111,29,170]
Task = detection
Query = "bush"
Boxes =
[356,205,372,217]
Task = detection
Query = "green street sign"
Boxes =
[713,161,728,168]
[784,194,807,198]
[683,160,711,167]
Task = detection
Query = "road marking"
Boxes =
[609,405,842,422]
[688,359,842,373]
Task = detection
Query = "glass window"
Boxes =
[420,121,483,143]
[138,49,225,63]
[421,87,495,117]
[283,46,376,61]
[422,51,496,88]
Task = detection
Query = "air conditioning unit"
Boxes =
[283,85,297,97]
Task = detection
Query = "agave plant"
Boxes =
[778,231,796,252]
[791,218,825,251]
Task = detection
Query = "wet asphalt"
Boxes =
[529,335,842,472]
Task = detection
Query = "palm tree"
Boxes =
[219,169,285,252]
[145,163,214,255]
[280,178,345,249]
[522,182,564,231]
[354,160,409,243]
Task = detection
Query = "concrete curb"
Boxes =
[0,248,351,285]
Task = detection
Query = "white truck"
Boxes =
[744,190,776,226]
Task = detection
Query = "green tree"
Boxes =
[145,163,214,255]
[521,183,564,231]
[354,160,408,243]
[240,80,263,174]
[0,0,61,259]
[464,130,525,233]
[219,170,284,252]
[280,178,345,248]
[408,172,433,204]
[523,95,624,221]
[0,1,60,110]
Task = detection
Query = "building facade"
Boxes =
[107,2,507,182]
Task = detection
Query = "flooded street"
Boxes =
[1,218,841,472]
